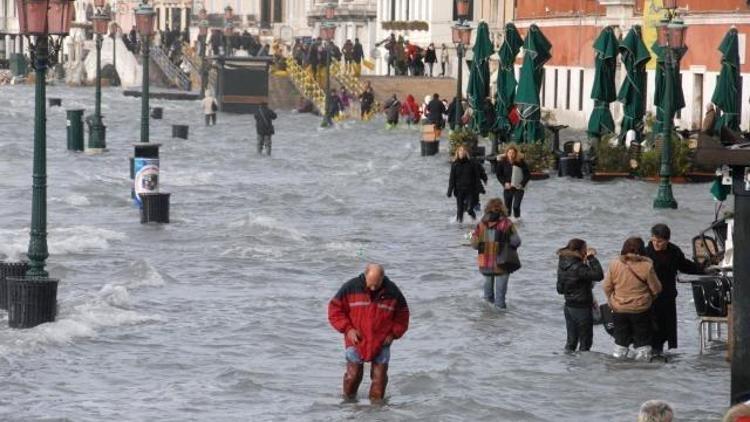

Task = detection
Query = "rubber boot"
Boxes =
[342,362,364,400]
[369,363,388,402]
[634,345,653,362]
[612,345,629,359]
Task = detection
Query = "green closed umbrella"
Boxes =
[617,26,651,141]
[587,26,619,139]
[467,21,494,135]
[492,22,523,141]
[512,24,552,144]
[712,28,741,133]
[652,41,686,134]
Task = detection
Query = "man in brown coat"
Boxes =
[603,237,662,360]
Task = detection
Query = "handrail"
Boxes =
[151,46,191,91]
[330,60,380,119]
[286,57,326,113]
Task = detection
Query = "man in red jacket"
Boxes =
[328,264,410,402]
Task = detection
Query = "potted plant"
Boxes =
[517,141,553,179]
[590,135,635,181]
[449,128,479,159]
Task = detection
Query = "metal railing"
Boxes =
[150,46,191,91]
[286,57,326,113]
[330,59,380,119]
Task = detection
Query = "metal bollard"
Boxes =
[66,109,85,152]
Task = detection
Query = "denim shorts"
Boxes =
[345,345,390,364]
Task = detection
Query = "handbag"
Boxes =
[495,222,521,273]
[211,101,218,112]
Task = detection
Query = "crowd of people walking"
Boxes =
[377,33,451,78]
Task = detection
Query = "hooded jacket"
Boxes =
[328,274,410,362]
[400,95,421,121]
[556,250,604,308]
[602,254,662,314]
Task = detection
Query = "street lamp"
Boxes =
[135,0,155,144]
[653,2,687,210]
[198,9,209,97]
[12,0,74,327]
[321,2,337,127]
[88,0,111,152]
[452,0,472,130]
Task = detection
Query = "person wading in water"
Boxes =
[328,264,410,402]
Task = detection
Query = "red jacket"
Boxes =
[400,95,421,120]
[328,275,410,362]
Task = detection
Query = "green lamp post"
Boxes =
[452,0,472,130]
[320,2,337,127]
[10,0,74,328]
[653,1,686,209]
[89,0,111,152]
[135,0,155,144]
[198,8,209,98]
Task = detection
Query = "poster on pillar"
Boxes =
[643,0,662,70]
[134,158,160,207]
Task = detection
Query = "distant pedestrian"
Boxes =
[702,103,717,136]
[328,264,410,402]
[470,198,521,310]
[324,88,343,127]
[352,38,364,77]
[440,43,449,77]
[425,93,446,131]
[383,94,401,128]
[603,237,662,361]
[424,43,437,77]
[446,96,463,130]
[400,94,421,126]
[447,145,482,223]
[359,86,375,120]
[645,224,704,357]
[496,146,530,221]
[557,238,603,352]
[201,90,218,126]
[254,102,277,155]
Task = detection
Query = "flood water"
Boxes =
[0,85,732,421]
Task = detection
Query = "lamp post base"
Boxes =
[87,115,107,151]
[6,276,58,329]
[653,181,678,209]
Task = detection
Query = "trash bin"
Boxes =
[420,124,439,156]
[172,124,189,139]
[6,276,58,328]
[66,109,85,151]
[558,156,582,178]
[0,262,28,310]
[151,107,163,119]
[140,192,171,223]
[48,98,62,107]
[9,53,27,76]
[133,143,161,208]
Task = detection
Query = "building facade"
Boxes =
[513,0,750,131]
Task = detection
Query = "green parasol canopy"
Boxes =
[617,26,651,140]
[712,28,741,134]
[512,24,552,144]
[587,26,619,139]
[467,21,494,135]
[492,22,523,140]
[652,41,686,135]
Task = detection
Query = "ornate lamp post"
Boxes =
[452,0,472,130]
[321,2,337,127]
[109,22,119,86]
[88,0,111,152]
[135,0,155,144]
[10,0,74,328]
[224,5,233,56]
[198,9,209,98]
[653,1,687,209]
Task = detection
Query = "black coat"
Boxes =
[352,43,364,62]
[424,48,437,64]
[557,251,604,308]
[646,242,703,349]
[448,157,481,196]
[496,158,530,188]
[426,99,446,126]
[254,106,277,135]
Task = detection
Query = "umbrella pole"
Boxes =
[455,43,464,130]
[654,47,678,209]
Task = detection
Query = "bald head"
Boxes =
[364,264,385,291]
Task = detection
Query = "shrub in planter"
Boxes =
[516,141,554,173]
[449,128,479,158]
[593,137,632,174]
[638,134,692,178]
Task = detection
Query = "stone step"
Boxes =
[361,76,458,106]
